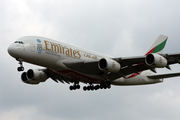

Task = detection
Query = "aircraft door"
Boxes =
[30,43,35,52]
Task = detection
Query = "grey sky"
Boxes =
[1,0,180,120]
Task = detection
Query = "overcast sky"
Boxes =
[1,0,180,120]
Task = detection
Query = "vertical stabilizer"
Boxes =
[145,35,168,55]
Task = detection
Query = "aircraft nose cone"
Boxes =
[8,44,17,58]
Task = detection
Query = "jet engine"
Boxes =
[98,58,121,73]
[21,69,48,84]
[145,53,167,68]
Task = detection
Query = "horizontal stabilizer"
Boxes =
[147,72,180,79]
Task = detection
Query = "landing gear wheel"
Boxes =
[83,86,87,91]
[69,86,74,90]
[69,84,81,91]
[17,67,21,71]
[83,82,111,91]
[95,85,100,90]
[76,85,80,89]
[90,86,94,90]
[17,67,24,72]
[21,67,24,71]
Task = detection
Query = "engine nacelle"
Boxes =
[21,69,48,84]
[145,53,167,68]
[98,58,121,73]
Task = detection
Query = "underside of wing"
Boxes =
[44,69,76,84]
[56,50,180,82]
[62,57,155,81]
[113,56,156,75]
[63,57,151,74]
[162,53,180,65]
[147,72,180,79]
[61,53,180,80]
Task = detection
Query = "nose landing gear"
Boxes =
[16,58,24,72]
[17,66,24,72]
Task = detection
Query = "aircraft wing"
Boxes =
[114,53,180,68]
[62,57,152,81]
[147,72,180,79]
[62,53,180,79]
[112,53,180,76]
[161,53,180,65]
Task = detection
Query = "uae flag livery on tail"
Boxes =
[145,35,168,55]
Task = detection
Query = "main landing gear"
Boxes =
[69,84,80,90]
[16,58,24,72]
[69,81,111,91]
[83,82,111,91]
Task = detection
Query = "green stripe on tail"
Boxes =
[153,38,167,53]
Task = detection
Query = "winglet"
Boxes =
[145,35,168,55]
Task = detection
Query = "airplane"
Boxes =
[7,35,180,91]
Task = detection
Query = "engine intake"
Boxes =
[98,58,121,73]
[21,69,48,84]
[145,53,167,68]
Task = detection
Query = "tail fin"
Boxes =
[145,35,168,55]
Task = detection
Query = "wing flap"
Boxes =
[147,72,180,79]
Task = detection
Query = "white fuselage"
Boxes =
[8,36,163,85]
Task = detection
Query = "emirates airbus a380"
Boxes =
[7,35,180,91]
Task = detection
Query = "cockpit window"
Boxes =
[14,41,24,44]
